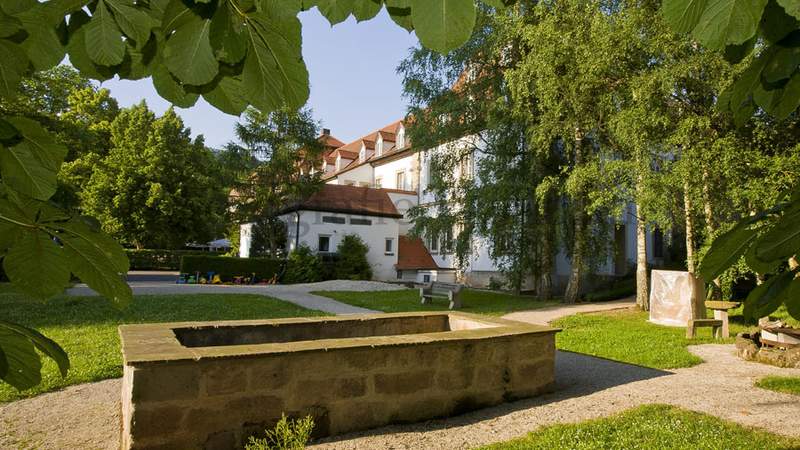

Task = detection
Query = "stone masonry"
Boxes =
[119,312,558,449]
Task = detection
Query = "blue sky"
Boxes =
[99,9,418,149]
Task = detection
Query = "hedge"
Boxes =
[180,255,283,282]
[126,249,224,271]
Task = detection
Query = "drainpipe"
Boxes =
[294,210,301,251]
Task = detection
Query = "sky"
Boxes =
[99,9,419,149]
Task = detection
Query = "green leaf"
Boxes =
[410,0,476,54]
[762,45,800,83]
[203,77,248,115]
[692,0,768,49]
[66,10,119,81]
[118,37,159,80]
[0,118,18,141]
[745,235,783,275]
[778,0,800,20]
[164,13,219,86]
[0,219,21,254]
[744,270,794,320]
[151,64,199,108]
[85,0,126,66]
[56,219,132,308]
[210,3,248,65]
[661,0,708,33]
[160,0,193,33]
[786,276,800,320]
[761,0,799,43]
[0,324,42,390]
[16,6,66,70]
[104,0,157,49]
[0,9,22,38]
[352,0,382,22]
[754,72,800,119]
[723,36,756,64]
[0,117,68,200]
[754,207,800,261]
[3,229,71,299]
[0,321,69,378]
[386,0,413,31]
[698,220,758,281]
[0,40,28,99]
[243,7,310,111]
[313,0,357,25]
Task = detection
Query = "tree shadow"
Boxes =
[315,350,671,446]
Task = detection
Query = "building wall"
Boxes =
[281,210,400,281]
[374,156,416,191]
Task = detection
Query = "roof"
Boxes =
[280,184,403,218]
[396,236,439,270]
[320,119,409,179]
[320,134,345,148]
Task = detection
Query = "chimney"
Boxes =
[322,128,331,136]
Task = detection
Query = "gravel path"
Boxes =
[502,297,635,325]
[65,279,403,315]
[2,344,798,450]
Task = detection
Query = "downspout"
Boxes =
[294,210,301,251]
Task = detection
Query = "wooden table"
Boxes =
[705,301,741,338]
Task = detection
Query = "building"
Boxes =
[240,120,661,289]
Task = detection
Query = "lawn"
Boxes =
[551,304,799,369]
[482,404,800,450]
[755,376,800,396]
[0,285,325,402]
[312,288,561,316]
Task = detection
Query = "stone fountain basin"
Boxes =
[119,312,558,449]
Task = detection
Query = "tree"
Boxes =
[228,107,323,257]
[336,235,373,280]
[82,103,225,249]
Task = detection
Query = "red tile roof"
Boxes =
[320,134,345,148]
[396,236,439,270]
[281,184,403,218]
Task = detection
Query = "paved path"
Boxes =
[66,279,388,315]
[502,297,636,325]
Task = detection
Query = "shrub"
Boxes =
[335,235,372,280]
[585,277,636,302]
[180,255,282,282]
[283,245,323,283]
[245,414,314,450]
[125,249,224,271]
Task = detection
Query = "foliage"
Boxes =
[245,414,314,450]
[0,289,325,402]
[335,235,372,280]
[81,103,226,249]
[125,249,224,271]
[584,278,636,303]
[755,376,800,396]
[180,255,282,282]
[482,404,800,450]
[283,245,323,284]
[314,289,560,316]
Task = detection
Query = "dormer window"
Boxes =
[359,144,366,162]
[336,155,341,170]
[376,135,383,156]
[396,125,405,149]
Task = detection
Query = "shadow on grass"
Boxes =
[315,350,671,446]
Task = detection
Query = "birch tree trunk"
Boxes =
[683,181,696,274]
[636,205,649,310]
[564,129,585,304]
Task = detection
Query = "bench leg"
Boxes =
[714,310,729,338]
[686,321,695,339]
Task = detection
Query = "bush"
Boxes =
[283,245,323,284]
[585,277,636,302]
[125,249,224,271]
[335,235,372,280]
[245,414,314,450]
[180,255,282,282]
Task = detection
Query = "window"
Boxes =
[385,238,395,254]
[376,138,383,156]
[344,180,356,186]
[318,235,331,252]
[335,155,341,170]
[350,218,372,226]
[459,153,473,179]
[397,127,405,148]
[429,235,439,254]
[322,216,345,224]
[423,274,431,283]
[375,177,383,188]
[359,146,366,162]
[442,228,454,254]
[396,171,406,190]
[396,270,402,279]
[358,181,370,188]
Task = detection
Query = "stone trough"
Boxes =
[119,312,559,449]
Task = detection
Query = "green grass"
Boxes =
[482,404,800,450]
[312,288,560,316]
[0,286,325,402]
[755,376,800,396]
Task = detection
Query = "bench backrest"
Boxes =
[424,282,463,294]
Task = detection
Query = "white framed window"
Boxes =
[442,228,454,254]
[318,235,331,253]
[322,216,345,224]
[375,177,383,188]
[335,155,341,170]
[429,235,439,254]
[396,171,405,190]
[359,181,370,188]
[359,146,366,162]
[350,218,372,226]
[396,126,405,148]
[376,137,383,156]
[344,180,356,186]
[385,238,395,255]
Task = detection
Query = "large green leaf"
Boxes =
[0,40,28,99]
[0,117,68,200]
[754,73,800,120]
[16,6,66,70]
[209,2,248,65]
[151,64,199,108]
[754,207,800,262]
[0,9,22,38]
[311,0,357,25]
[760,0,799,44]
[66,10,118,81]
[164,13,219,86]
[698,220,759,281]
[786,276,800,320]
[410,0,476,54]
[55,218,132,308]
[3,229,71,299]
[243,7,309,111]
[203,77,248,116]
[762,45,800,84]
[743,270,794,320]
[352,0,382,22]
[778,0,800,20]
[745,235,783,275]
[691,0,768,49]
[661,0,709,33]
[104,0,156,48]
[85,0,126,66]
[0,321,69,377]
[0,325,41,390]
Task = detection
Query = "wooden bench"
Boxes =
[704,301,741,339]
[420,282,464,310]
[686,318,723,339]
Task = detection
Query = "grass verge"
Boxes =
[0,286,325,402]
[755,376,800,396]
[482,404,800,450]
[312,288,560,316]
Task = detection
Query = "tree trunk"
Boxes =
[539,230,553,300]
[564,129,586,304]
[636,205,649,311]
[702,168,722,299]
[683,181,696,274]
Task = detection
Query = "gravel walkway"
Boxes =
[502,297,635,325]
[2,344,798,449]
[65,279,402,315]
